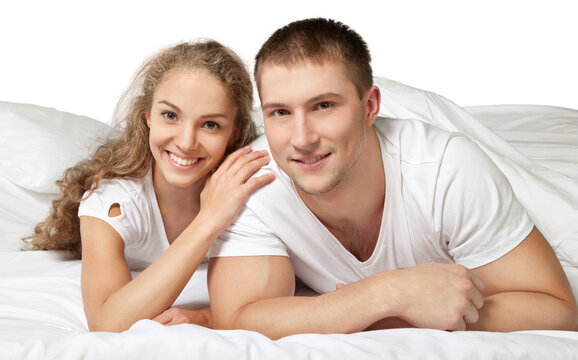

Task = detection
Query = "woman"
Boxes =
[27,40,274,332]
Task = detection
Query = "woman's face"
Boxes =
[146,69,238,191]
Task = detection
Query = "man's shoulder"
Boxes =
[249,133,269,151]
[374,116,462,164]
[243,134,296,208]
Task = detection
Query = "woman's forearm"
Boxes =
[87,218,219,332]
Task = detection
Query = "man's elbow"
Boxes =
[565,298,578,331]
[548,292,578,331]
[211,308,244,331]
[87,318,130,333]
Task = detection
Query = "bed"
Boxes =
[1,77,577,359]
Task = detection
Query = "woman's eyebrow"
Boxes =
[157,100,181,112]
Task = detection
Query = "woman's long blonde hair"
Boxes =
[27,40,257,258]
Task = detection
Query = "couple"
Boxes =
[29,18,577,336]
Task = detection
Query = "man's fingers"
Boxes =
[470,272,485,294]
[468,272,485,309]
[462,303,480,325]
[469,288,484,310]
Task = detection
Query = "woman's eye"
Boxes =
[203,121,220,130]
[162,112,177,121]
[272,109,289,117]
[316,102,332,111]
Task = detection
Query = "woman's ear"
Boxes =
[365,86,381,127]
[227,126,240,147]
[145,111,151,128]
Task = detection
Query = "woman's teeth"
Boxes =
[169,152,199,166]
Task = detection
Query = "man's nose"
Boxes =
[290,112,320,150]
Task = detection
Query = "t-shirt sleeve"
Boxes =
[208,205,289,258]
[77,181,146,246]
[435,136,534,269]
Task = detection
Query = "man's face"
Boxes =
[259,61,371,195]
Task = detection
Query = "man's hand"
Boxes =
[337,263,485,331]
[383,263,485,330]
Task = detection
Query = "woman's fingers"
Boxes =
[152,307,213,327]
[198,147,274,231]
[217,148,270,180]
[152,309,173,325]
[211,148,272,189]
[244,172,275,193]
[216,145,252,171]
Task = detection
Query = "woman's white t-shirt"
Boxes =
[77,170,210,307]
[78,170,169,272]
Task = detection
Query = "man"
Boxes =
[208,18,577,339]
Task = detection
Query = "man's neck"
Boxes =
[298,128,385,261]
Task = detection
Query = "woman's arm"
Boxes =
[81,147,274,332]
[80,214,220,332]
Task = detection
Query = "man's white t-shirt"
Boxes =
[77,170,169,272]
[209,117,534,294]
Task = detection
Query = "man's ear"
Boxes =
[364,86,381,126]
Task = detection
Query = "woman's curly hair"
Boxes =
[26,40,257,258]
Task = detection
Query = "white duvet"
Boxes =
[1,77,577,360]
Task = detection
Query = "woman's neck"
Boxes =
[152,164,204,243]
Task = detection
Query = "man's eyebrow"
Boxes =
[261,93,344,110]
[261,102,287,110]
[308,92,344,103]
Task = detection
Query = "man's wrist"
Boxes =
[366,270,402,319]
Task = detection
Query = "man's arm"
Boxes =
[208,255,485,339]
[468,226,577,331]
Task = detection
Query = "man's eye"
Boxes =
[162,112,177,121]
[272,109,289,117]
[203,121,220,130]
[316,102,332,110]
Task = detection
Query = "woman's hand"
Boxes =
[153,306,213,328]
[197,146,275,232]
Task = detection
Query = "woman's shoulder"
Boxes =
[80,172,153,213]
[96,174,150,198]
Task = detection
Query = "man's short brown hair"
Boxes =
[254,18,373,98]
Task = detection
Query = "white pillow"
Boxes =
[0,101,116,251]
[0,174,54,251]
[0,101,115,194]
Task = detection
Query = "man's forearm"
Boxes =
[467,292,577,331]
[222,277,391,339]
[213,263,486,339]
[467,228,578,331]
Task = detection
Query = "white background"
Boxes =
[1,0,576,124]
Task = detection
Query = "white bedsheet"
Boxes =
[1,252,578,360]
[1,82,578,359]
